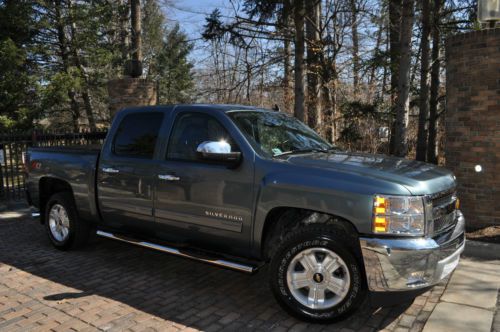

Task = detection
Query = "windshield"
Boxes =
[228,111,333,157]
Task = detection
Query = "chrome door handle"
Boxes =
[102,167,120,174]
[158,174,180,181]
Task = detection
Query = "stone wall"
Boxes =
[445,28,500,229]
[108,78,157,119]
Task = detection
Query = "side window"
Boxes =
[166,112,238,161]
[113,112,164,158]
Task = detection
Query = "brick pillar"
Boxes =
[445,28,500,229]
[108,78,157,119]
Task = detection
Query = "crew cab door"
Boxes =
[97,112,164,232]
[154,110,255,256]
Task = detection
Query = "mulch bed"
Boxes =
[466,226,500,244]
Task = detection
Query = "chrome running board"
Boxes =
[96,230,256,273]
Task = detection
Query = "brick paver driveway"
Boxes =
[0,206,447,331]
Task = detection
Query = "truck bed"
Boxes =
[26,145,101,222]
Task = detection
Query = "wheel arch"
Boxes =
[39,177,75,224]
[259,207,361,261]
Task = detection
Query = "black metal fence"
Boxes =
[0,130,107,201]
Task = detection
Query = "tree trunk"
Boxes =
[331,78,337,143]
[283,38,292,112]
[416,0,431,161]
[322,81,336,143]
[119,0,130,63]
[369,16,384,101]
[322,86,333,142]
[381,25,390,101]
[427,0,442,164]
[245,48,251,102]
[321,56,337,143]
[388,0,402,154]
[282,0,293,112]
[293,0,306,122]
[68,0,97,131]
[350,0,360,95]
[130,0,142,77]
[393,0,415,157]
[409,37,422,89]
[54,0,80,131]
[306,0,321,129]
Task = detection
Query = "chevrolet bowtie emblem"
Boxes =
[313,273,324,283]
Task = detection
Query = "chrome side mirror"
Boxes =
[196,141,241,165]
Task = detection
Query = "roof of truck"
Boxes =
[121,104,271,114]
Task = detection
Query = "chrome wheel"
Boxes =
[286,247,351,310]
[48,204,70,242]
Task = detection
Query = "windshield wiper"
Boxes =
[274,147,337,157]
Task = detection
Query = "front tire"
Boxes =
[269,225,366,323]
[45,192,90,250]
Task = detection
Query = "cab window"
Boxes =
[113,112,164,158]
[166,112,239,161]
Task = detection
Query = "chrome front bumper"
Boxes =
[359,211,465,291]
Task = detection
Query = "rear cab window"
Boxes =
[113,112,164,159]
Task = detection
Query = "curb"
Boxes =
[463,240,500,260]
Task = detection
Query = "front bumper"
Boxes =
[359,211,465,291]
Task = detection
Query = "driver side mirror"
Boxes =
[196,141,241,166]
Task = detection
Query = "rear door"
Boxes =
[97,111,164,232]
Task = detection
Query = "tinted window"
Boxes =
[167,112,238,161]
[113,112,164,158]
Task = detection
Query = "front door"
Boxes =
[97,112,164,232]
[154,111,254,256]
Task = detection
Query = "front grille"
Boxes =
[433,211,457,233]
[431,190,457,235]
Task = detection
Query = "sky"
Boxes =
[164,0,230,38]
[162,0,237,65]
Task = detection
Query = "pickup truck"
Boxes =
[25,104,465,322]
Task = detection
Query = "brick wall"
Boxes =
[445,28,500,229]
[108,78,157,118]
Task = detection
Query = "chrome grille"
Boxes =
[433,211,457,233]
[431,190,458,234]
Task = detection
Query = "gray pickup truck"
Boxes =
[25,104,465,322]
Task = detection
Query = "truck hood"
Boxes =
[280,151,456,195]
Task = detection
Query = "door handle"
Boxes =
[158,174,180,181]
[102,167,120,174]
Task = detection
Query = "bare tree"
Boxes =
[294,0,306,122]
[416,0,431,161]
[368,12,384,101]
[282,0,293,112]
[119,0,130,64]
[320,0,347,142]
[306,0,322,129]
[54,0,80,131]
[350,0,360,94]
[393,0,415,157]
[68,0,96,131]
[427,0,443,164]
[192,0,474,158]
[129,0,142,77]
[388,0,402,154]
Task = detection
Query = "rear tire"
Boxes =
[45,192,90,250]
[269,224,366,323]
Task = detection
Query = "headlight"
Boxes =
[373,195,425,236]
